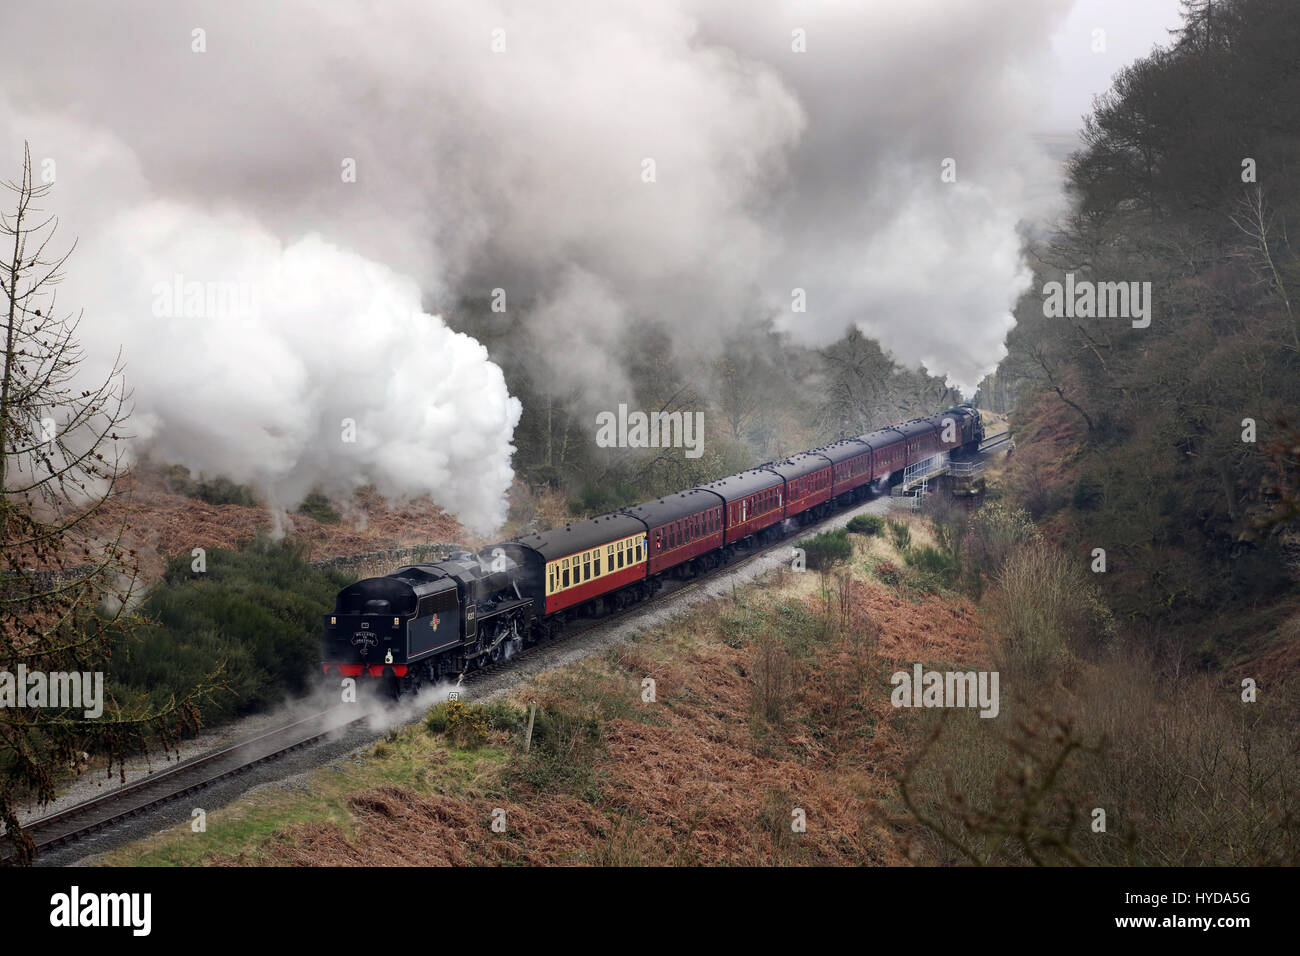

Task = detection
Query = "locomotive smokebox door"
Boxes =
[465,604,477,639]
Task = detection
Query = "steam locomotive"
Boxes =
[321,404,983,694]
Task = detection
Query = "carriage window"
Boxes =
[656,533,663,552]
[562,564,570,588]
[584,554,592,581]
[636,539,643,561]
[617,545,624,569]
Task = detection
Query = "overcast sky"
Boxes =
[1048,0,1188,134]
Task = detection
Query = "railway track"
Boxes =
[978,430,1012,453]
[6,707,366,863]
[11,432,1012,862]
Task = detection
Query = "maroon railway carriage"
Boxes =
[815,438,874,499]
[514,511,647,616]
[859,428,906,483]
[696,467,785,544]
[622,488,726,577]
[761,451,833,522]
[892,417,942,467]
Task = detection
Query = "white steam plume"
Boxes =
[1,0,1076,484]
[0,105,520,534]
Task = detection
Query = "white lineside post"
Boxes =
[525,699,538,753]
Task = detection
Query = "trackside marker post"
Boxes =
[525,699,538,753]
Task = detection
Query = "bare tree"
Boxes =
[1229,185,1300,351]
[0,143,205,864]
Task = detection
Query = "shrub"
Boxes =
[797,528,852,570]
[966,502,1041,576]
[483,699,528,735]
[1072,475,1105,511]
[984,541,1114,672]
[424,698,492,749]
[111,539,351,724]
[898,652,1300,867]
[162,466,260,507]
[873,560,902,587]
[887,518,912,551]
[512,703,607,799]
[846,513,885,536]
[749,634,796,723]
[297,490,341,524]
[194,476,260,507]
[903,545,960,590]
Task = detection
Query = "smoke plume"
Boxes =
[1,0,1074,530]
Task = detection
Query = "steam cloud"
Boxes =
[0,102,521,533]
[1,0,1072,530]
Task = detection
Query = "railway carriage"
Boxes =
[892,418,942,466]
[761,451,834,523]
[815,438,874,501]
[515,512,648,616]
[696,467,786,546]
[860,429,907,484]
[623,488,726,578]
